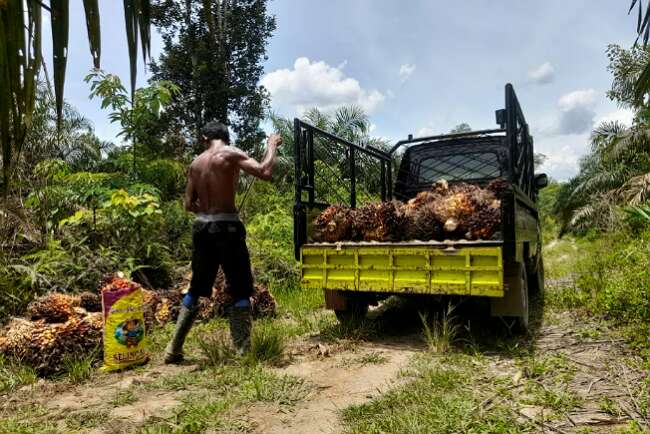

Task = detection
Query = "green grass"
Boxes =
[138,363,310,432]
[60,349,99,384]
[340,353,531,434]
[0,404,58,434]
[110,389,139,407]
[420,304,459,354]
[0,355,37,393]
[64,409,110,430]
[196,330,237,366]
[244,319,286,365]
[544,230,650,365]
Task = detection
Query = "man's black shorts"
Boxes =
[189,220,254,301]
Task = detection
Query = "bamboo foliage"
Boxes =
[0,0,151,194]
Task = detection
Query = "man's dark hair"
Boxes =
[201,121,230,143]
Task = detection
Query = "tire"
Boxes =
[515,267,530,333]
[334,298,369,324]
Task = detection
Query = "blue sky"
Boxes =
[46,1,637,180]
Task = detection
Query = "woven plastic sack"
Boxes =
[100,275,148,371]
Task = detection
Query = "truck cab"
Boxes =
[293,84,547,331]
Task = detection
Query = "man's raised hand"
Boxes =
[268,133,283,148]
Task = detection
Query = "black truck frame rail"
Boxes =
[293,83,535,259]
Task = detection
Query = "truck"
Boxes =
[292,84,548,331]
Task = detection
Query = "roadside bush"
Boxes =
[0,240,119,321]
[246,205,297,285]
[140,159,186,201]
[576,229,650,323]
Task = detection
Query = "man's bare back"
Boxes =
[185,134,282,214]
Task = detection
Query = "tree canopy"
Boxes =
[150,0,276,153]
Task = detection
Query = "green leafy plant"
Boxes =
[85,70,179,173]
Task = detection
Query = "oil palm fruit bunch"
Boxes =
[79,291,102,313]
[408,201,444,240]
[0,315,102,375]
[252,285,277,318]
[487,177,508,197]
[312,205,354,242]
[312,179,504,242]
[465,201,501,240]
[27,293,79,323]
[353,201,405,241]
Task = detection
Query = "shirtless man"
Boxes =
[165,121,282,363]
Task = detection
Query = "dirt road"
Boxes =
[2,278,648,433]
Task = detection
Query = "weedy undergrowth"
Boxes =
[244,321,286,365]
[60,347,99,384]
[420,303,459,353]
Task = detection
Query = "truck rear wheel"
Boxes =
[334,298,369,324]
[515,267,529,333]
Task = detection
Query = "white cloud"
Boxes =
[399,63,416,83]
[416,127,436,137]
[595,108,635,127]
[528,62,555,84]
[536,133,590,180]
[556,89,598,135]
[261,57,385,115]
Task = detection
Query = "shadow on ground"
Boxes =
[317,291,546,358]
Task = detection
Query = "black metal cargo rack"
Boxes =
[293,119,392,258]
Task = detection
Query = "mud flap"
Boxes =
[324,289,347,311]
[490,262,526,318]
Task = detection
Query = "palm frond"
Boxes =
[609,125,650,159]
[631,0,650,99]
[123,0,138,98]
[590,120,626,153]
[624,203,650,222]
[82,0,101,69]
[569,193,619,232]
[51,0,69,127]
[618,172,650,204]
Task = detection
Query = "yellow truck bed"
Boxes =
[300,241,504,297]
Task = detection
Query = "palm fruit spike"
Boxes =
[252,285,277,318]
[312,205,354,242]
[465,199,501,240]
[27,293,79,323]
[411,201,444,240]
[431,179,449,195]
[79,291,102,313]
[487,177,508,197]
[353,201,405,242]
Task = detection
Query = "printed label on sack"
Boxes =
[101,282,149,372]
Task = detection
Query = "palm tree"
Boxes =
[629,0,650,100]
[555,119,650,233]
